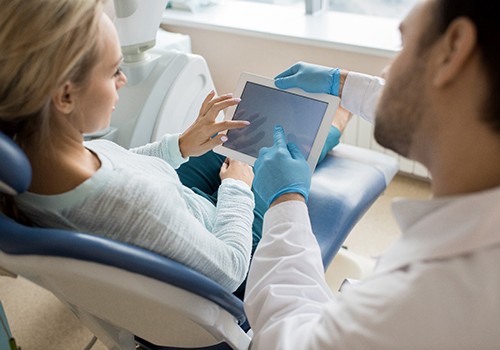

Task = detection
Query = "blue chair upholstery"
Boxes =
[310,143,397,268]
[0,133,31,195]
[0,131,397,349]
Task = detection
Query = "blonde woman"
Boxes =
[0,0,261,296]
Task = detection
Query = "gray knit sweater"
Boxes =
[16,134,254,291]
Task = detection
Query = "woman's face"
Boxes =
[72,14,127,134]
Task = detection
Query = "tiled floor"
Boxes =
[0,174,431,350]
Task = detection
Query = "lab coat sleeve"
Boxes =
[340,72,385,124]
[244,199,498,349]
[244,201,337,349]
[244,201,421,350]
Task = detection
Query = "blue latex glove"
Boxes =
[253,125,311,207]
[275,62,341,96]
[317,125,342,164]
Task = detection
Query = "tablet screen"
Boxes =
[223,82,328,159]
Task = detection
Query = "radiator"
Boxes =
[341,116,430,179]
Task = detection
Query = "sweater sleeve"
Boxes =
[60,168,254,292]
[129,133,188,169]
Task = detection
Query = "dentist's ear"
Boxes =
[432,17,477,88]
[51,82,75,114]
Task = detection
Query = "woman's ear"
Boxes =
[432,17,477,87]
[51,82,75,114]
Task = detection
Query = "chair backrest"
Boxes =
[0,131,250,350]
[0,132,31,195]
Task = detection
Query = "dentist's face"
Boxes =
[374,0,436,160]
[73,14,127,134]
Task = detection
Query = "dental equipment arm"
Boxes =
[106,0,220,149]
[113,0,169,62]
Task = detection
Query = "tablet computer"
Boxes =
[214,72,340,171]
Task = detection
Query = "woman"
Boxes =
[0,0,258,294]
[0,0,347,296]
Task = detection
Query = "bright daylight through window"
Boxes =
[328,0,418,19]
[238,0,418,19]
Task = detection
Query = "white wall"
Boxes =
[161,24,392,94]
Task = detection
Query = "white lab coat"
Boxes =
[244,72,500,349]
[340,71,384,124]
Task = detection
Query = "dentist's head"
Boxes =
[374,0,500,166]
[0,0,126,147]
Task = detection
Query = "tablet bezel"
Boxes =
[214,72,340,171]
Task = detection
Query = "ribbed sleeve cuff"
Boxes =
[163,133,189,169]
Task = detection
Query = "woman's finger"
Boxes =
[202,94,235,116]
[199,90,216,117]
[204,97,240,120]
[209,120,250,135]
[199,133,228,152]
[220,158,229,172]
[200,91,233,116]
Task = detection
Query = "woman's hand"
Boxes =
[179,91,250,158]
[219,158,254,188]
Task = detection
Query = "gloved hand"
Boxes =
[275,61,341,96]
[317,125,342,164]
[253,125,311,207]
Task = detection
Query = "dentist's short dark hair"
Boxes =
[436,0,500,132]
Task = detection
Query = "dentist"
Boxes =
[245,0,500,348]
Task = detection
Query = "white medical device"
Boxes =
[92,0,219,149]
[114,0,168,62]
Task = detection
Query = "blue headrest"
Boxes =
[0,132,32,195]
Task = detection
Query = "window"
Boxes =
[328,0,418,20]
[238,0,417,20]
[164,0,406,54]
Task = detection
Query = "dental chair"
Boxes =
[0,132,251,350]
[0,128,397,349]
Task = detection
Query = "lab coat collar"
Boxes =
[373,185,500,275]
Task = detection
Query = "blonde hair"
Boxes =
[0,0,104,144]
